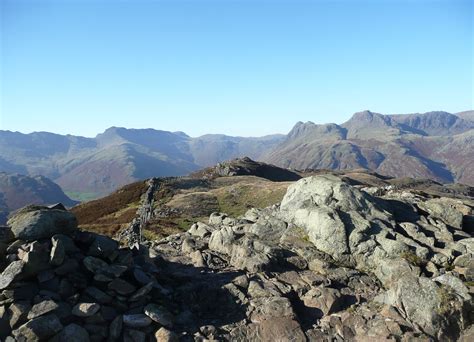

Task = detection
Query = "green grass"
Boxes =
[66,191,102,202]
[142,229,162,241]
[215,184,286,217]
[400,251,426,267]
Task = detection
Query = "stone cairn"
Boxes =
[0,204,178,341]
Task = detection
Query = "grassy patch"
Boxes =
[437,285,456,315]
[401,251,426,267]
[142,229,162,241]
[214,183,287,217]
[72,180,148,226]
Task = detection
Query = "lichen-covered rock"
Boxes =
[418,197,471,229]
[7,206,77,241]
[0,260,24,290]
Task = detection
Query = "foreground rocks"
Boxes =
[1,174,473,341]
[0,205,177,341]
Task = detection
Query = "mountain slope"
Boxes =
[264,110,473,185]
[0,172,78,223]
[0,110,472,197]
[0,129,284,198]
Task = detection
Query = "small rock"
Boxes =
[12,313,63,341]
[0,260,24,290]
[109,315,123,340]
[83,256,108,274]
[129,282,154,301]
[144,304,174,327]
[108,278,136,295]
[123,314,152,328]
[27,299,58,320]
[72,303,101,317]
[155,327,179,342]
[88,235,118,258]
[54,323,90,342]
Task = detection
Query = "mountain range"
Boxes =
[0,110,472,198]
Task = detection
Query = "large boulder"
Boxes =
[7,205,77,241]
[279,176,411,272]
[280,174,389,220]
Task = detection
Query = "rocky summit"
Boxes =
[0,176,473,341]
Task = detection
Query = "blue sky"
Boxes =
[0,0,472,137]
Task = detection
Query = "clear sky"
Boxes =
[0,0,472,137]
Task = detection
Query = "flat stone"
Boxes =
[54,323,90,342]
[102,264,128,278]
[109,315,123,339]
[27,299,58,320]
[0,260,24,290]
[108,278,136,295]
[72,302,101,317]
[84,286,112,304]
[83,256,108,274]
[129,282,154,301]
[123,314,152,328]
[144,304,174,328]
[12,313,63,341]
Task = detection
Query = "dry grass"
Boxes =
[72,180,148,225]
[73,175,294,239]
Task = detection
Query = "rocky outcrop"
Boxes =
[150,175,473,341]
[1,174,473,341]
[190,156,301,182]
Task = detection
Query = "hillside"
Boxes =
[264,110,474,185]
[0,172,78,224]
[72,159,474,243]
[0,128,284,199]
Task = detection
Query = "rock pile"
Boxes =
[0,205,178,341]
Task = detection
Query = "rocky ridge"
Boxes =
[0,175,473,341]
